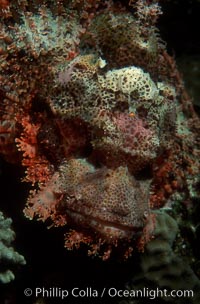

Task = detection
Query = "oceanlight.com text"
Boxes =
[24,286,194,300]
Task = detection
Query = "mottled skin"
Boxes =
[0,0,199,258]
[25,160,150,241]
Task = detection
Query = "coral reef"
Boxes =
[0,211,26,284]
[0,0,200,261]
[120,211,200,304]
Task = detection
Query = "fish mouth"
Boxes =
[65,208,142,241]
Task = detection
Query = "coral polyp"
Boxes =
[0,0,200,259]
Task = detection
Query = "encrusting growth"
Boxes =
[0,211,26,284]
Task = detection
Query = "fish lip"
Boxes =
[65,207,143,240]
